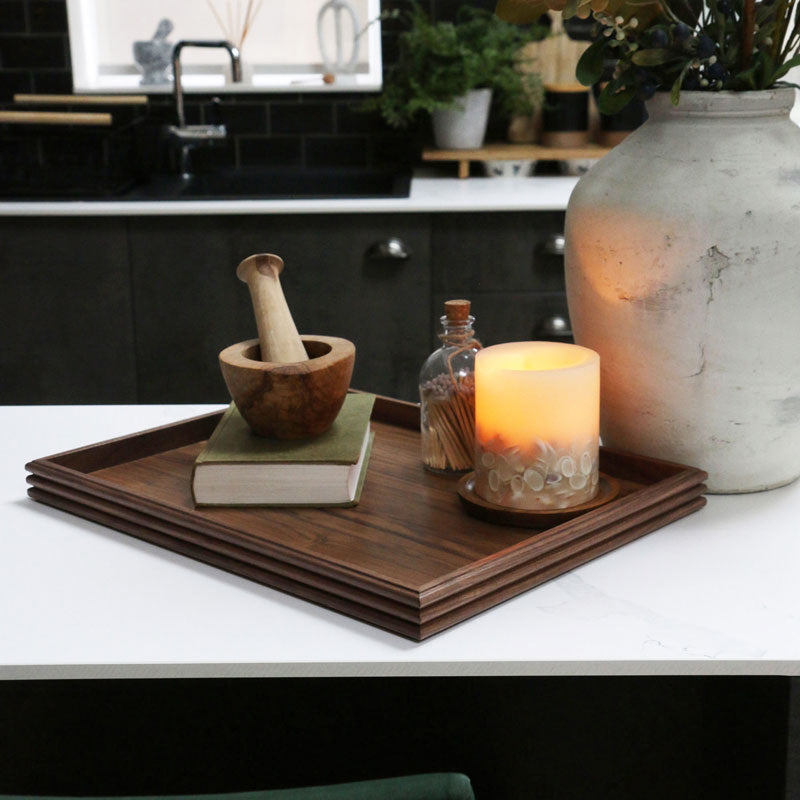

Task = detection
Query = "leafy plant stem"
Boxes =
[742,0,756,69]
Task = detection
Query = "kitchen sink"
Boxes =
[130,167,411,200]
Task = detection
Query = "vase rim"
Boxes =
[647,87,795,118]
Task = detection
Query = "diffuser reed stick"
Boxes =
[206,0,265,49]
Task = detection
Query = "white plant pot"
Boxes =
[565,88,800,493]
[432,88,492,149]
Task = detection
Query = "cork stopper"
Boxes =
[444,299,471,323]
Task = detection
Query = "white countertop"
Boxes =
[0,174,578,216]
[4,405,800,680]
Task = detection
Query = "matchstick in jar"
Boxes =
[419,299,481,474]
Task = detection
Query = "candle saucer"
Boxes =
[457,471,620,528]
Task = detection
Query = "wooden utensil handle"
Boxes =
[0,111,112,126]
[236,254,308,363]
[13,94,148,106]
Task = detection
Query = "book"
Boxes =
[192,393,375,507]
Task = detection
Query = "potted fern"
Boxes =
[371,5,548,148]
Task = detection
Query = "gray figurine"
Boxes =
[133,19,174,86]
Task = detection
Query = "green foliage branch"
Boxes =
[368,5,548,128]
[497,0,800,110]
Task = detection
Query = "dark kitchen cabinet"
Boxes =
[129,214,431,403]
[231,214,431,402]
[4,209,566,404]
[431,211,567,295]
[434,292,572,349]
[128,216,245,403]
[430,211,568,346]
[0,217,137,404]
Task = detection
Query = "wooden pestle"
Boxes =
[236,253,308,363]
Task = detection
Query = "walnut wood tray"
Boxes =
[25,395,707,641]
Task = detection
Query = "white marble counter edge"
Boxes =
[0,175,578,216]
[3,660,800,680]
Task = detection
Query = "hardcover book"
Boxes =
[192,393,375,507]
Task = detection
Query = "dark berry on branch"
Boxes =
[674,23,692,42]
[639,81,657,99]
[697,34,715,58]
[717,0,734,16]
[683,72,701,90]
[649,28,669,47]
[707,61,726,80]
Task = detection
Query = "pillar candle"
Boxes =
[474,342,600,510]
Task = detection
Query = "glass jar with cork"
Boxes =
[419,299,481,474]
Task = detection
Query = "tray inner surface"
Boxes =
[26,402,707,640]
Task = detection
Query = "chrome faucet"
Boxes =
[168,40,242,176]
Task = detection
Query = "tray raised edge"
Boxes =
[27,476,706,641]
[24,394,709,640]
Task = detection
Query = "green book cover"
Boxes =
[196,392,376,466]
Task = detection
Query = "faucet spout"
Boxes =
[172,40,242,128]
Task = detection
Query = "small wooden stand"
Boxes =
[422,142,612,179]
[458,472,620,528]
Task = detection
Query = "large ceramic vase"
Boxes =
[565,88,800,493]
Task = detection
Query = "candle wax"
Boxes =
[474,341,600,510]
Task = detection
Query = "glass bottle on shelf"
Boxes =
[419,299,481,474]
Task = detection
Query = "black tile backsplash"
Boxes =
[305,135,369,168]
[190,138,237,172]
[213,101,267,134]
[28,0,66,32]
[336,102,382,135]
[0,1,26,34]
[271,102,334,135]
[29,67,69,92]
[238,135,303,167]
[0,32,66,68]
[0,0,495,176]
[0,69,31,96]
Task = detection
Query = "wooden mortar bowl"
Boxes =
[219,335,355,439]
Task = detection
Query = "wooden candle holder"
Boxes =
[458,471,620,528]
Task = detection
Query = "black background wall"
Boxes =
[0,677,791,799]
[0,0,501,172]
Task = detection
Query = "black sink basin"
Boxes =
[132,167,411,200]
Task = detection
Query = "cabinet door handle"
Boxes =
[532,314,572,340]
[365,237,412,261]
[542,233,566,256]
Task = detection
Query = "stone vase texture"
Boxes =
[565,88,800,493]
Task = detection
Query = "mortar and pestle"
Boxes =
[219,254,355,439]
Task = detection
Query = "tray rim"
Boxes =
[25,453,707,612]
[25,455,707,603]
[24,394,709,638]
[26,470,707,616]
[25,395,709,593]
[26,476,706,641]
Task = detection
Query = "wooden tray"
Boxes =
[25,396,707,641]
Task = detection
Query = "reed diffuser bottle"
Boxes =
[419,299,481,473]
